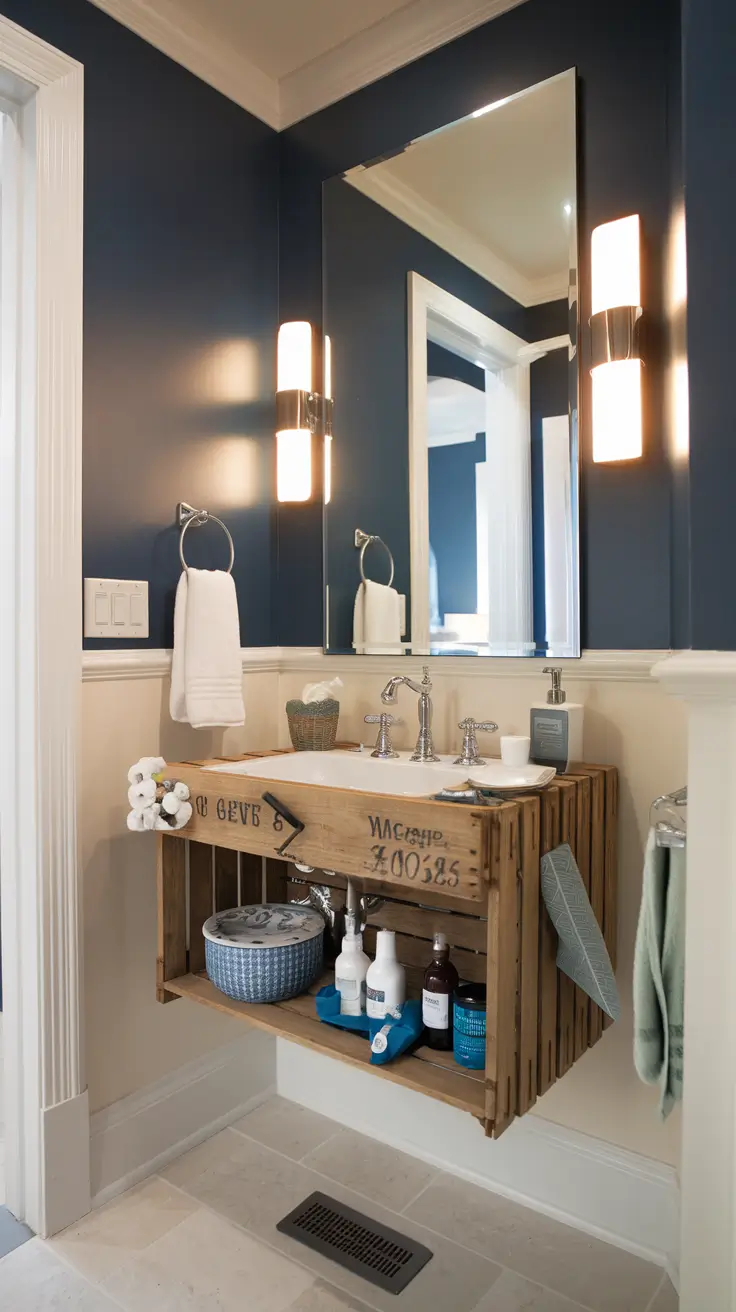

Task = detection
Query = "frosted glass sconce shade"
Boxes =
[590,215,643,462]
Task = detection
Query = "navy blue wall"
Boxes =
[682,0,735,649]
[0,0,279,649]
[279,0,683,650]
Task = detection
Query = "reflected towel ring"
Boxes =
[177,502,235,574]
[355,528,394,587]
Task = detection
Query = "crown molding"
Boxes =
[87,0,280,128]
[279,0,528,127]
[347,166,567,308]
[89,0,528,131]
[82,647,671,684]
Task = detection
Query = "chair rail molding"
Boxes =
[82,647,670,684]
[653,651,736,1309]
[0,15,88,1237]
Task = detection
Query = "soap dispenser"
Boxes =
[530,667,583,772]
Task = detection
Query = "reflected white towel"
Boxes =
[353,580,402,655]
[170,568,245,728]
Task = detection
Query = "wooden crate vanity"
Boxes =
[156,753,618,1138]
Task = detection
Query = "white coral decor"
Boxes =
[125,759,190,833]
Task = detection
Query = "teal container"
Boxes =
[453,983,487,1070]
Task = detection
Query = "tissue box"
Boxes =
[286,698,340,751]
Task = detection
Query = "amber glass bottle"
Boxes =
[422,932,459,1050]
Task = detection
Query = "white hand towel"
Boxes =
[170,568,245,728]
[353,580,402,655]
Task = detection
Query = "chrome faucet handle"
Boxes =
[365,712,403,760]
[454,716,499,767]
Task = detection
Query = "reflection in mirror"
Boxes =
[323,69,579,657]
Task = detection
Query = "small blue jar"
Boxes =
[453,983,487,1070]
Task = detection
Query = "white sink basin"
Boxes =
[205,750,465,798]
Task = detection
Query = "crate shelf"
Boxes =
[156,755,618,1138]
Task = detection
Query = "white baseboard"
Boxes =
[42,1090,91,1237]
[276,1040,680,1275]
[90,1032,276,1208]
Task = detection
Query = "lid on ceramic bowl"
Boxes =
[203,903,325,949]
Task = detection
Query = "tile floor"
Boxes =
[0,1094,678,1311]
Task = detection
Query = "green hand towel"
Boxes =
[633,829,686,1118]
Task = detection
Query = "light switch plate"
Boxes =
[84,579,149,639]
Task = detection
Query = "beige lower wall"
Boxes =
[80,670,278,1114]
[278,663,686,1167]
[82,656,685,1169]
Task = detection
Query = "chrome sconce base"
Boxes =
[276,388,334,436]
[589,304,642,370]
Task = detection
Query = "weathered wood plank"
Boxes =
[157,835,187,1002]
[516,796,541,1116]
[556,777,577,1077]
[163,762,485,902]
[602,767,619,1029]
[163,971,486,1117]
[537,785,560,1094]
[486,807,519,1138]
[214,846,238,912]
[188,841,213,975]
[565,773,591,1059]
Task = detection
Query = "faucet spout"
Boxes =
[379,667,439,762]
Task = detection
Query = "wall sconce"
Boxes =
[324,335,333,506]
[276,322,333,502]
[590,215,643,462]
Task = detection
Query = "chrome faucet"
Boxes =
[381,665,439,762]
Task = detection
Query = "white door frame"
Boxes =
[407,272,535,654]
[0,16,87,1236]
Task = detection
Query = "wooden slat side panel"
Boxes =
[157,835,187,1002]
[566,774,591,1059]
[603,767,619,1029]
[214,846,238,912]
[538,786,560,1094]
[556,778,577,1077]
[516,796,540,1116]
[487,808,520,1139]
[188,841,213,975]
[583,769,606,1045]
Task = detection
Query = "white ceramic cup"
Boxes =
[500,735,531,768]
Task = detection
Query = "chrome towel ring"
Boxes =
[355,528,394,587]
[177,502,235,574]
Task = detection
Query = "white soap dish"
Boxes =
[466,762,556,791]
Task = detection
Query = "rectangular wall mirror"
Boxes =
[323,68,579,657]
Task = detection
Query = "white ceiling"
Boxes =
[346,72,576,306]
[88,0,527,128]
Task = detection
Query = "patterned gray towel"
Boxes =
[541,843,620,1022]
[633,830,685,1118]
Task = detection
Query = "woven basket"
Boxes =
[286,697,340,751]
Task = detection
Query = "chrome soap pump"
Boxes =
[529,667,584,772]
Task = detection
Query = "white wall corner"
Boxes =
[653,651,736,1309]
[89,1031,276,1209]
[276,1040,680,1271]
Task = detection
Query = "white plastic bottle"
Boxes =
[365,930,406,1019]
[529,667,584,772]
[334,916,370,1017]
